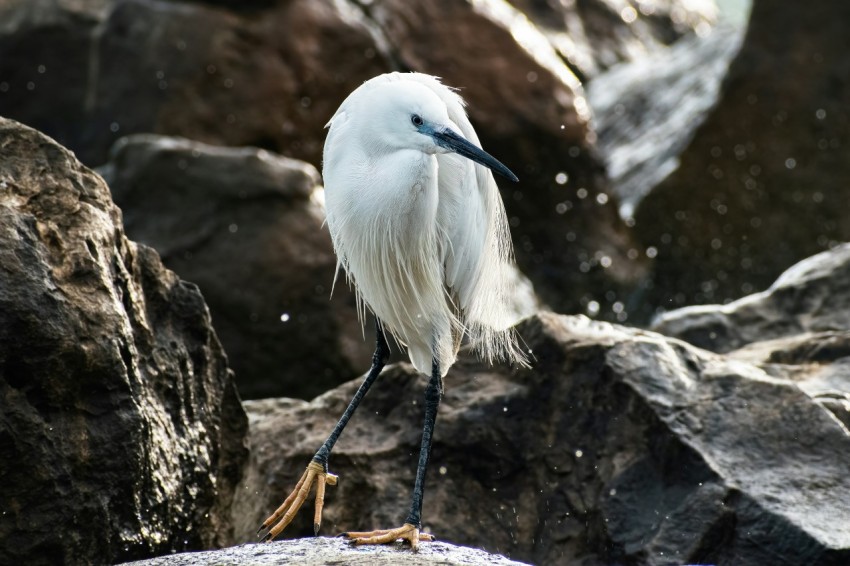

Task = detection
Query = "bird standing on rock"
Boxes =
[258,72,528,549]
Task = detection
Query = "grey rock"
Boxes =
[101,134,373,400]
[121,537,529,566]
[652,243,850,353]
[0,118,248,565]
[233,312,850,565]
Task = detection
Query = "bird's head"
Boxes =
[354,80,518,182]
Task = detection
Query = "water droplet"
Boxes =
[439,466,447,475]
[280,313,290,322]
[228,223,238,233]
[620,6,637,23]
[575,449,583,458]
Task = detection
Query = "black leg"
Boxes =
[404,356,443,529]
[313,321,389,467]
[258,321,390,541]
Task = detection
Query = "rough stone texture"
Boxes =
[632,1,850,312]
[100,134,373,400]
[120,537,530,566]
[652,243,850,354]
[0,118,248,564]
[233,312,850,565]
[512,0,717,80]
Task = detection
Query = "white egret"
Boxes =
[259,72,527,549]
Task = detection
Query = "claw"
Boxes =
[343,523,435,551]
[259,461,338,541]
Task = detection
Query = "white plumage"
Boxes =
[322,72,526,376]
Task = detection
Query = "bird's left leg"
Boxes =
[343,357,442,550]
[258,323,390,541]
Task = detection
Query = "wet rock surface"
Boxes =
[120,537,530,566]
[101,134,372,400]
[234,311,850,566]
[0,118,248,564]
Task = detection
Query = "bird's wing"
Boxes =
[404,74,520,364]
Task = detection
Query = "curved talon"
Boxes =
[259,461,337,541]
[343,523,435,551]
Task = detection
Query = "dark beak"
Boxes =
[430,127,518,182]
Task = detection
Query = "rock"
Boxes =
[0,0,391,168]
[652,244,850,435]
[512,0,717,80]
[0,118,248,564]
[233,312,850,565]
[632,1,850,313]
[100,134,374,400]
[652,243,850,354]
[120,537,529,566]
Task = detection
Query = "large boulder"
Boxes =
[233,312,850,565]
[0,118,248,564]
[100,134,373,400]
[632,0,850,312]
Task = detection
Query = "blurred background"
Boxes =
[2,0,848,401]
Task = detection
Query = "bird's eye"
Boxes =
[411,114,423,127]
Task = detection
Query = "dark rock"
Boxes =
[0,118,248,564]
[652,243,850,354]
[100,134,373,400]
[632,1,850,313]
[232,312,850,565]
[120,537,529,565]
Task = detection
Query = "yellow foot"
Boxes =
[343,523,435,551]
[258,460,338,541]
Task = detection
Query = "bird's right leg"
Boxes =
[258,322,390,541]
